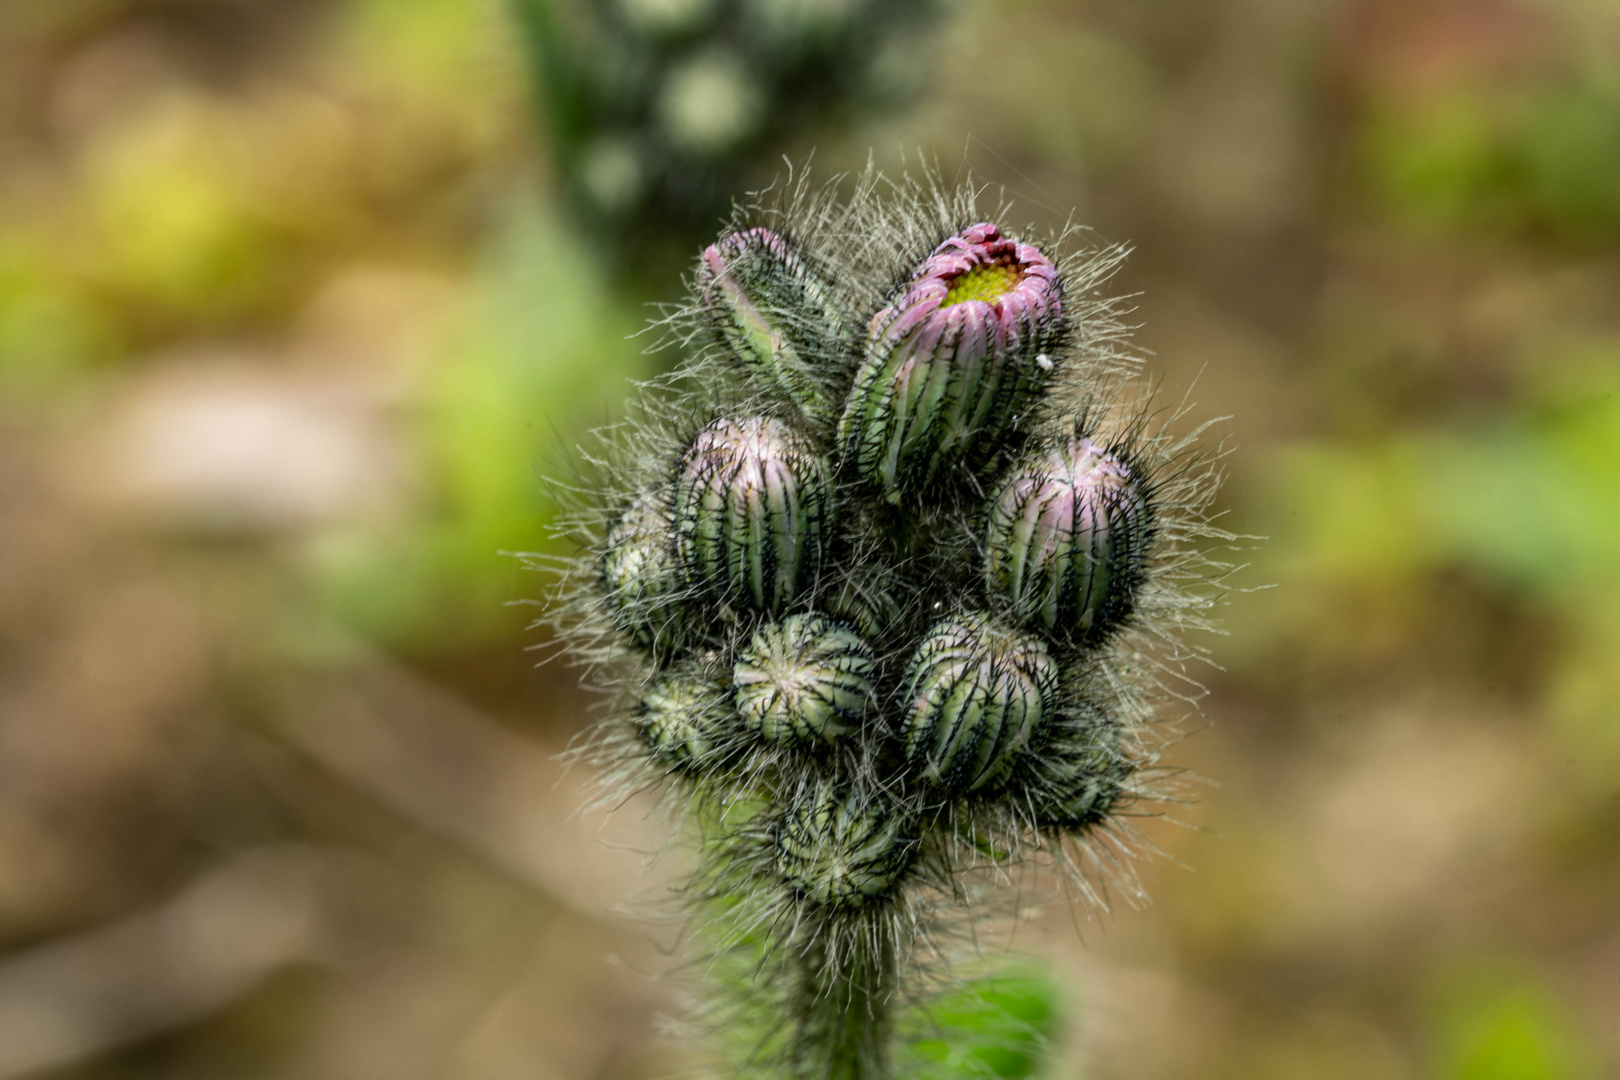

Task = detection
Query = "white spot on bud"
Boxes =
[1036,353,1053,371]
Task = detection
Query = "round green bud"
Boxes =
[697,227,852,421]
[775,780,915,909]
[733,614,873,747]
[984,436,1151,642]
[601,491,684,650]
[673,416,833,613]
[902,613,1058,793]
[636,673,729,772]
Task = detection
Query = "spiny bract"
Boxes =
[543,169,1233,1080]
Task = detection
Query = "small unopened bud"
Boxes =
[733,614,873,747]
[902,613,1057,793]
[839,223,1062,497]
[697,227,851,420]
[984,437,1150,642]
[637,673,729,771]
[823,571,905,644]
[1033,729,1133,831]
[601,491,683,650]
[674,416,833,613]
[775,780,915,909]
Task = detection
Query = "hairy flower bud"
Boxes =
[697,227,851,420]
[1042,757,1130,830]
[601,490,684,650]
[902,613,1058,793]
[637,673,729,771]
[734,615,873,747]
[674,416,833,613]
[1033,729,1133,831]
[839,223,1062,498]
[823,571,905,644]
[775,780,916,909]
[984,437,1151,642]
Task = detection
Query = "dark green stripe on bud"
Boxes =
[674,416,833,613]
[733,614,873,747]
[902,612,1057,793]
[984,436,1151,642]
[601,490,684,651]
[775,779,916,909]
[637,673,730,772]
[839,223,1063,499]
[698,227,852,422]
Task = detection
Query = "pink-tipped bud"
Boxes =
[697,227,851,421]
[673,415,833,613]
[984,436,1151,642]
[839,223,1063,498]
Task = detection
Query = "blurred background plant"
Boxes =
[0,0,1616,1078]
[510,0,942,278]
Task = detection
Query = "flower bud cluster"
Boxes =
[550,174,1228,1080]
[598,220,1152,890]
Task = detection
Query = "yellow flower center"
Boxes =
[942,261,1022,307]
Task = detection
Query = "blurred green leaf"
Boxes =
[317,195,651,651]
[1361,89,1507,230]
[1428,958,1601,1080]
[898,962,1063,1080]
[1358,75,1620,245]
[1517,86,1620,243]
[339,0,507,99]
[1269,356,1620,596]
[0,239,115,398]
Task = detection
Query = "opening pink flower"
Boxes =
[839,223,1063,497]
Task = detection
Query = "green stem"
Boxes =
[791,920,897,1080]
[509,0,586,168]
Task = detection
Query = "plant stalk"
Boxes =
[790,919,897,1080]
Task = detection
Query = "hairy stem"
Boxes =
[790,920,897,1080]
